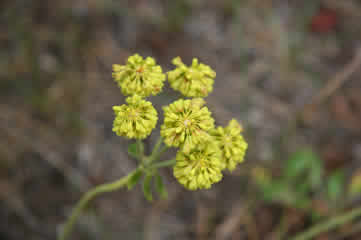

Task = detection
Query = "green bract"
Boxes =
[173,142,223,190]
[112,95,158,139]
[161,98,214,153]
[112,54,166,97]
[167,57,216,97]
[211,119,248,171]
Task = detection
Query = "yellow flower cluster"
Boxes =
[112,54,165,97]
[173,142,223,190]
[161,98,214,153]
[167,57,216,97]
[163,112,248,190]
[211,119,248,171]
[161,98,248,190]
[112,95,158,139]
[111,54,248,191]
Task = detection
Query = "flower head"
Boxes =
[174,142,223,190]
[112,95,158,139]
[167,57,216,97]
[112,54,166,97]
[211,119,248,171]
[161,98,214,153]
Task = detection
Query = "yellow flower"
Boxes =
[112,54,166,97]
[211,119,248,171]
[161,98,214,153]
[167,57,216,97]
[112,95,158,139]
[173,142,223,190]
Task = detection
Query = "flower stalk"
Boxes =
[59,137,170,240]
[136,139,144,161]
[152,158,176,169]
[58,168,140,240]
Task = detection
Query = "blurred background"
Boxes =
[1,0,361,239]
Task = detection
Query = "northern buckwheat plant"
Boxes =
[59,54,248,240]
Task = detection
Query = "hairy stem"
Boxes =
[58,168,139,240]
[290,205,361,240]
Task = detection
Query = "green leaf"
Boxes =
[327,170,345,202]
[143,174,153,202]
[155,174,168,199]
[309,156,323,190]
[296,181,311,194]
[285,151,310,179]
[128,143,138,158]
[285,149,320,179]
[127,169,143,190]
[261,181,291,202]
[261,181,288,202]
[260,180,310,209]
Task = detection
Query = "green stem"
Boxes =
[146,137,168,165]
[152,158,176,169]
[151,145,168,163]
[136,139,144,161]
[290,205,361,240]
[331,220,361,240]
[151,137,163,157]
[157,145,169,157]
[58,168,139,240]
[59,137,168,240]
